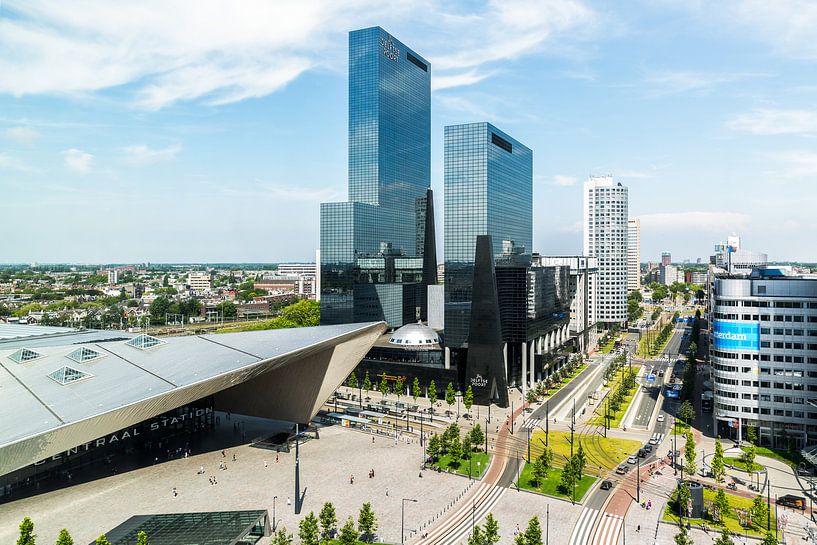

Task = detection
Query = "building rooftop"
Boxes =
[98,510,269,545]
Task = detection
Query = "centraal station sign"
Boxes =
[33,407,213,465]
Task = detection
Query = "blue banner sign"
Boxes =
[712,320,760,351]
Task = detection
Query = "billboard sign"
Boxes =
[712,320,760,352]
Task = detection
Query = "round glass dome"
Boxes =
[388,322,440,349]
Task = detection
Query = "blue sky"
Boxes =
[2,0,816,264]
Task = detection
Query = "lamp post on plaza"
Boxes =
[272,495,277,532]
[401,498,417,545]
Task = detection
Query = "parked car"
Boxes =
[657,414,665,422]
[644,444,653,453]
[628,455,638,464]
[638,448,648,458]
[600,480,613,490]
[616,465,630,475]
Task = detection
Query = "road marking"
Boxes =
[434,484,507,545]
[522,417,541,430]
[568,507,599,545]
[591,514,623,545]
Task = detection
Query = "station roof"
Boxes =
[0,322,386,476]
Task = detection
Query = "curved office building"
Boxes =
[0,321,385,494]
[711,268,817,449]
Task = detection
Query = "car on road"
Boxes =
[657,414,665,422]
[658,370,665,377]
[600,480,613,490]
[777,495,806,510]
[638,448,648,458]
[644,444,653,454]
[627,455,638,464]
[616,465,630,475]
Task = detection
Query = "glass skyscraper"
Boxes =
[320,27,433,327]
[444,122,533,348]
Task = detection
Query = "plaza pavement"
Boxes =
[0,418,471,545]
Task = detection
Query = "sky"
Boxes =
[1,0,817,264]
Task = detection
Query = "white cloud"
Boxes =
[638,211,751,233]
[0,152,33,172]
[4,126,40,144]
[62,148,93,173]
[762,150,817,177]
[642,71,767,97]
[552,175,577,186]
[727,109,817,136]
[0,0,597,108]
[730,0,817,60]
[122,144,182,165]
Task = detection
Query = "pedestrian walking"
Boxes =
[172,487,177,497]
[276,453,279,463]
[264,460,268,468]
[386,487,389,496]
[287,497,291,507]
[232,453,236,462]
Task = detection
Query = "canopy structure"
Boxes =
[98,510,270,545]
[0,322,385,477]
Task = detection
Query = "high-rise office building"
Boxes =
[661,252,672,266]
[627,218,641,293]
[710,267,817,448]
[320,27,434,328]
[583,176,628,324]
[444,122,533,349]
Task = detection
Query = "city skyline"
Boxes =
[2,1,817,263]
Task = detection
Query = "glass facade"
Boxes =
[444,123,533,347]
[321,27,432,328]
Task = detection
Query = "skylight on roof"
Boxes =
[67,346,104,363]
[48,366,92,385]
[8,347,43,364]
[125,334,165,350]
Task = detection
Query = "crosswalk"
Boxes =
[522,417,541,430]
[568,507,599,545]
[591,514,623,545]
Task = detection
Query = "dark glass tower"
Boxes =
[320,27,433,327]
[444,122,533,348]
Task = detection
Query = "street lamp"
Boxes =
[273,495,277,532]
[637,455,641,504]
[401,498,418,545]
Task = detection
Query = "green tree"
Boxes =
[338,517,358,545]
[714,527,735,545]
[760,532,777,545]
[56,529,74,545]
[347,371,357,389]
[394,376,404,400]
[677,484,691,517]
[148,296,173,325]
[215,301,237,319]
[448,435,463,466]
[428,380,438,413]
[574,443,587,478]
[135,531,149,545]
[539,448,553,476]
[523,516,542,545]
[363,371,372,394]
[531,455,547,488]
[467,525,483,545]
[94,536,111,545]
[462,434,472,457]
[379,378,389,398]
[684,432,697,475]
[469,424,485,451]
[483,513,500,545]
[412,377,421,402]
[751,495,769,529]
[427,434,442,462]
[678,400,696,426]
[746,425,758,446]
[357,502,377,542]
[559,460,576,498]
[299,513,320,545]
[445,383,456,413]
[17,517,35,545]
[271,528,293,545]
[741,444,757,471]
[318,502,337,542]
[714,488,731,519]
[712,438,726,482]
[674,525,694,545]
[463,386,474,414]
[280,299,320,327]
